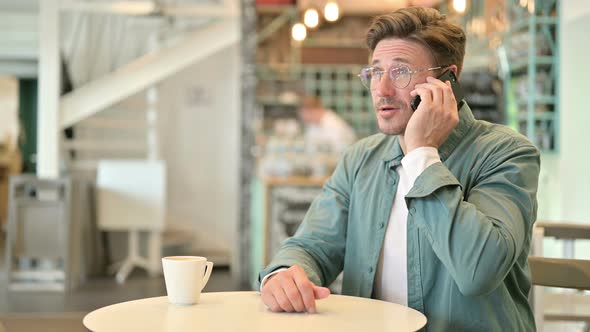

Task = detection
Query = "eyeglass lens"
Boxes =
[359,65,412,90]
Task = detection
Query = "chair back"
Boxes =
[96,160,166,231]
[528,256,590,290]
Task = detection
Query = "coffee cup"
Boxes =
[162,256,213,305]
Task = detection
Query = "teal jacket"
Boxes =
[259,104,540,331]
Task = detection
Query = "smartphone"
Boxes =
[410,69,464,111]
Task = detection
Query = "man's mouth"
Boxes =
[379,105,399,112]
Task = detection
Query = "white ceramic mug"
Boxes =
[162,256,213,305]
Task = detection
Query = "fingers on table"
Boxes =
[261,287,282,312]
[262,276,294,312]
[293,270,317,313]
[284,281,307,312]
[274,286,296,312]
[261,267,320,313]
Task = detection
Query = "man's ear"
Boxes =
[448,64,459,78]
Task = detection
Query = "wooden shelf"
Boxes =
[510,56,554,75]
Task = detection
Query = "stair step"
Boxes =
[63,140,147,152]
[77,118,148,130]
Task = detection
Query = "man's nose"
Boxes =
[373,73,396,97]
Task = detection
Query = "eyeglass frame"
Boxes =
[357,64,449,90]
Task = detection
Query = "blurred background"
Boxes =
[0,0,588,331]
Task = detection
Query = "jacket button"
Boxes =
[368,266,373,273]
[409,207,416,215]
[379,222,385,229]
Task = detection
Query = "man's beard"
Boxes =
[374,97,410,135]
[375,97,406,111]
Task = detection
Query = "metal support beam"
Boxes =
[59,18,239,129]
[37,0,61,179]
[237,0,256,290]
[257,7,296,44]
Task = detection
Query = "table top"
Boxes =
[83,291,427,332]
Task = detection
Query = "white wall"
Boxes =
[560,0,590,258]
[158,43,240,262]
[557,1,590,222]
[538,1,590,222]
[537,1,590,258]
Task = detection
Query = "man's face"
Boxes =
[299,107,322,124]
[369,38,435,135]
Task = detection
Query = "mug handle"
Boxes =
[201,261,214,291]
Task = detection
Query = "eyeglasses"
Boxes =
[357,64,446,90]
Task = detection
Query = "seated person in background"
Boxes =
[298,96,357,154]
[259,6,540,332]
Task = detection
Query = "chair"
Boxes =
[530,222,590,331]
[96,160,166,284]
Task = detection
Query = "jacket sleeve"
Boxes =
[405,141,540,296]
[257,148,355,289]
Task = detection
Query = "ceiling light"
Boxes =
[112,2,155,15]
[304,8,319,28]
[453,0,466,13]
[292,23,307,41]
[324,2,339,22]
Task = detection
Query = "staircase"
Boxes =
[58,9,240,266]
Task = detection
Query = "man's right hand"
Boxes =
[261,265,331,313]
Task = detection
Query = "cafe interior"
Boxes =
[0,0,588,331]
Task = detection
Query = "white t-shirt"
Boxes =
[373,147,441,305]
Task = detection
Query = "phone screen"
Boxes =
[411,70,464,111]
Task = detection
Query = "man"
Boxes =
[298,96,357,154]
[259,7,539,331]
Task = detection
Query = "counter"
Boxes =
[250,175,328,287]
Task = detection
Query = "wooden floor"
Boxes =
[0,267,237,332]
[0,313,88,332]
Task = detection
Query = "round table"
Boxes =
[83,291,427,332]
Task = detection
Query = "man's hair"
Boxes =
[302,95,323,109]
[366,7,466,75]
